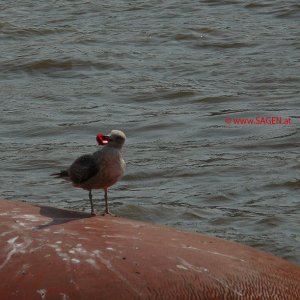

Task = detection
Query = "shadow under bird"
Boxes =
[51,130,126,215]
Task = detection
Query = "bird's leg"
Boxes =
[102,188,115,216]
[104,187,109,215]
[89,190,95,215]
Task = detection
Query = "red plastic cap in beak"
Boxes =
[96,133,110,145]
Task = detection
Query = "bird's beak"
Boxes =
[96,133,111,145]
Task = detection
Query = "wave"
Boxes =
[1,58,122,75]
[0,21,73,37]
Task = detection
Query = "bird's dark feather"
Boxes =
[68,154,99,184]
[51,170,69,178]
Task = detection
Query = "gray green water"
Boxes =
[1,1,299,264]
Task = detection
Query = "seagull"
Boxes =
[51,130,126,215]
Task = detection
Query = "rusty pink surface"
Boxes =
[0,199,299,300]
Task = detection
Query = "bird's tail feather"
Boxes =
[51,170,69,178]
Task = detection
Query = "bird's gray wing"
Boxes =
[68,154,99,184]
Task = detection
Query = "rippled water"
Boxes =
[1,1,299,264]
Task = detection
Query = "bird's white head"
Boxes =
[96,130,126,149]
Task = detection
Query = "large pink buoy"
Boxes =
[0,199,299,299]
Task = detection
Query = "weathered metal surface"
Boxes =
[0,199,299,299]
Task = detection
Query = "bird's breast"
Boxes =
[80,149,125,190]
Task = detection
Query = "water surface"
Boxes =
[1,1,299,264]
